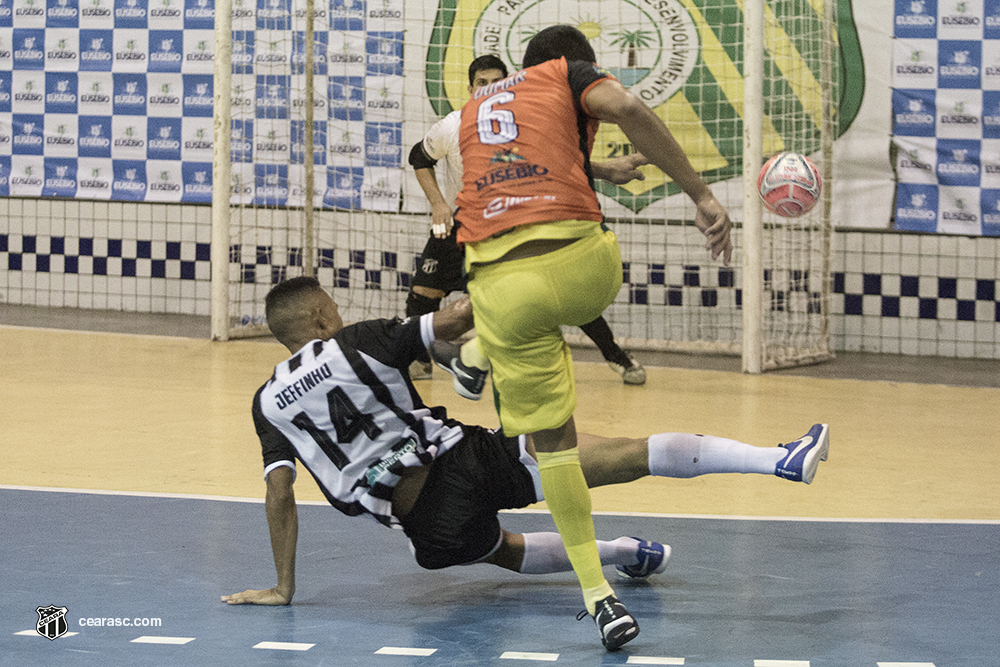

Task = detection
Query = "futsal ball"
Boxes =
[757,152,822,218]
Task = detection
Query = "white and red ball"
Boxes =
[757,152,822,218]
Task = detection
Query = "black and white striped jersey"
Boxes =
[253,313,466,527]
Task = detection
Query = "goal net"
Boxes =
[211,0,838,372]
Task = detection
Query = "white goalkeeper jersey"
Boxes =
[419,109,463,204]
[253,313,465,527]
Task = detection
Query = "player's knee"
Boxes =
[406,291,442,318]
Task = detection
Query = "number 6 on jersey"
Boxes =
[476,91,518,145]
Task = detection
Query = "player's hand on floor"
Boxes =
[221,587,291,606]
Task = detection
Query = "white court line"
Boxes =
[375,647,437,656]
[755,661,810,667]
[131,636,195,645]
[627,657,686,665]
[14,630,79,638]
[0,323,214,342]
[253,641,315,651]
[3,486,998,523]
[877,663,937,666]
[499,651,560,661]
[503,508,1000,525]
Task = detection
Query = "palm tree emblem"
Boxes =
[608,29,654,67]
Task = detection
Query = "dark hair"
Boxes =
[265,275,321,321]
[522,25,596,68]
[468,54,508,85]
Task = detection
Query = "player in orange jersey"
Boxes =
[430,25,733,651]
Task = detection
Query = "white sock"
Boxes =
[518,533,640,574]
[647,432,785,478]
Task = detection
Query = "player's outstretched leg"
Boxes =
[578,317,646,386]
[577,426,831,488]
[774,423,829,484]
[429,338,490,400]
[508,533,671,577]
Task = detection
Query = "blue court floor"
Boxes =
[4,487,997,667]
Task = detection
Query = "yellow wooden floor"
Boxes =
[2,324,998,521]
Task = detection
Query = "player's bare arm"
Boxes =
[585,79,733,266]
[413,166,454,239]
[430,295,475,341]
[221,465,297,606]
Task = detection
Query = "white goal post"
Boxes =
[210,0,837,373]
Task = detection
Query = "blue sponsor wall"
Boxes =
[0,0,405,209]
[893,0,1000,236]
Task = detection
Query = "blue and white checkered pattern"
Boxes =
[0,0,406,210]
[892,0,1000,236]
[834,271,1000,323]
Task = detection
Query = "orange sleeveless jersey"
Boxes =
[454,58,613,244]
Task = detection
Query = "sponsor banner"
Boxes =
[290,119,326,165]
[327,119,364,166]
[935,88,981,138]
[43,156,76,196]
[980,138,1000,187]
[937,184,981,234]
[254,162,288,205]
[145,159,183,201]
[0,154,9,194]
[895,181,940,232]
[363,120,400,168]
[230,119,253,163]
[894,38,938,89]
[360,165,399,212]
[896,137,939,186]
[363,74,402,123]
[76,157,112,197]
[9,154,43,194]
[936,138,981,187]
[149,0,184,29]
[892,0,997,233]
[937,40,982,88]
[0,112,12,154]
[981,186,1000,234]
[44,113,78,156]
[330,0,364,32]
[0,0,412,209]
[181,160,211,201]
[324,164,362,209]
[185,30,216,74]
[78,114,112,157]
[895,0,938,39]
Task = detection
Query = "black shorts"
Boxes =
[399,427,539,570]
[412,226,466,294]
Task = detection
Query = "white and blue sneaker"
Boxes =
[775,423,830,484]
[615,538,671,579]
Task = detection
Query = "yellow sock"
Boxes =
[536,448,613,615]
[460,337,490,370]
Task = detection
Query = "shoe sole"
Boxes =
[450,375,482,401]
[602,618,639,651]
[429,342,484,400]
[800,423,829,485]
[430,356,483,400]
[622,370,646,386]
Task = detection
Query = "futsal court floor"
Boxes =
[2,306,998,667]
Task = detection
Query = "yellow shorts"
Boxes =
[466,226,623,436]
